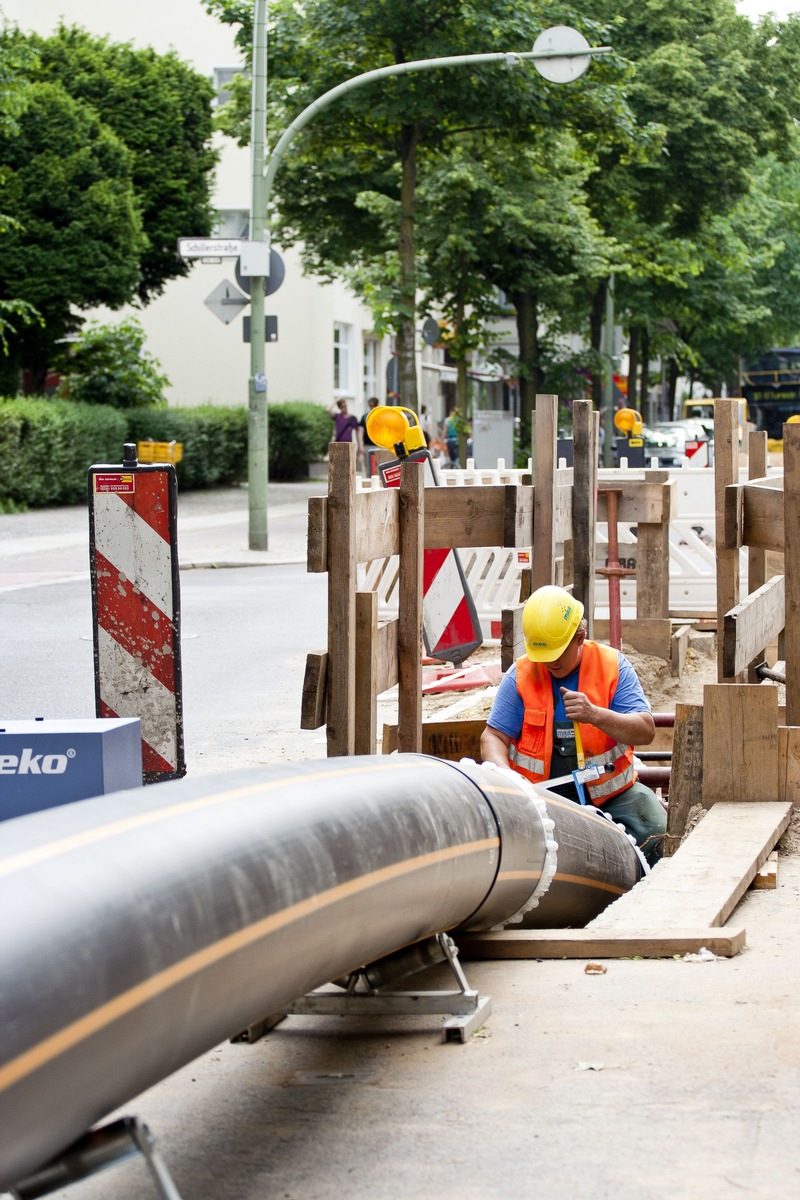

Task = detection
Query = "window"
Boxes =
[333,323,353,394]
[363,338,379,401]
[212,209,249,239]
[212,66,247,109]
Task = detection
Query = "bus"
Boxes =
[741,347,800,443]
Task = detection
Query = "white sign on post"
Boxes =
[177,238,243,259]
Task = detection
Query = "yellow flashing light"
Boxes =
[365,405,426,454]
[613,407,643,436]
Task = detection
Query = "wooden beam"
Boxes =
[778,726,800,806]
[326,442,357,756]
[354,591,378,755]
[784,423,800,724]
[375,616,399,696]
[636,483,671,621]
[664,703,704,856]
[597,479,674,524]
[503,483,534,548]
[715,399,741,680]
[532,394,558,591]
[307,496,328,572]
[502,602,525,672]
[751,850,778,890]
[671,623,691,678]
[741,483,784,551]
[397,459,424,752]
[592,618,672,660]
[424,486,506,549]
[590,800,791,930]
[722,574,785,678]
[300,652,327,730]
[353,489,399,563]
[748,432,770,684]
[455,927,746,960]
[702,684,778,804]
[381,718,485,761]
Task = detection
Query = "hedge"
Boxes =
[0,397,332,508]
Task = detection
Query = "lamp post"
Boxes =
[247,24,611,548]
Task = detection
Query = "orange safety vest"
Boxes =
[508,641,636,805]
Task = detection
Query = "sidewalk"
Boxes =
[0,481,327,590]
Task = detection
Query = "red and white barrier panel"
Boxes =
[88,446,185,783]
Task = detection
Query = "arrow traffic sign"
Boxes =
[204,280,249,325]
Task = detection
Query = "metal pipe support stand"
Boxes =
[236,934,491,1044]
[8,1117,182,1200]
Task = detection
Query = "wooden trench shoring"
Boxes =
[302,395,674,759]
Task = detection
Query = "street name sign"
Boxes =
[178,237,243,258]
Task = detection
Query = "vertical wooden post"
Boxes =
[747,430,768,683]
[532,394,558,592]
[355,590,378,755]
[714,399,741,682]
[636,474,670,621]
[326,441,357,756]
[784,423,800,725]
[572,399,597,635]
[398,459,423,752]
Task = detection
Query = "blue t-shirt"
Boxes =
[487,647,650,758]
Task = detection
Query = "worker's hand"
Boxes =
[560,688,597,724]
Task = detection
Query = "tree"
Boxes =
[206,0,636,409]
[56,318,169,409]
[0,80,145,393]
[0,25,218,390]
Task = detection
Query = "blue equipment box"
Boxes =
[0,718,143,821]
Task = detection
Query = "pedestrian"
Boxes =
[442,406,461,467]
[420,405,434,447]
[328,398,359,446]
[359,396,380,475]
[480,585,666,866]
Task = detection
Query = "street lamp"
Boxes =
[246,23,611,549]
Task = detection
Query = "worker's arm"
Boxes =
[480,724,513,767]
[560,688,655,746]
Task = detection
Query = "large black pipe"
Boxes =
[0,755,641,1188]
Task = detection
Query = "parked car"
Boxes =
[646,420,713,466]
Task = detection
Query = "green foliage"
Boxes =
[57,319,169,410]
[0,397,127,506]
[267,401,332,481]
[0,399,248,507]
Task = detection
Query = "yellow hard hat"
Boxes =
[522,586,584,662]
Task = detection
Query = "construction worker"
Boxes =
[480,585,666,866]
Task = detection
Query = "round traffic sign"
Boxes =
[235,249,285,297]
[532,26,591,84]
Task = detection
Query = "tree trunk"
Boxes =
[397,123,420,410]
[627,325,639,409]
[668,358,679,418]
[638,326,650,418]
[589,283,604,408]
[511,288,542,432]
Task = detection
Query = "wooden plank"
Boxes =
[702,684,778,804]
[778,726,800,806]
[741,483,785,551]
[553,483,573,545]
[501,602,525,672]
[397,459,423,753]
[722,574,785,678]
[784,423,800,724]
[751,850,778,890]
[664,703,704,856]
[326,442,357,756]
[455,927,746,960]
[671,623,691,678]
[424,486,506,549]
[747,432,769,683]
[354,591,378,755]
[715,399,741,680]
[307,496,328,572]
[375,616,399,696]
[637,518,670,619]
[592,618,672,660]
[590,801,791,930]
[381,719,485,762]
[353,489,399,563]
[532,394,557,591]
[300,652,327,730]
[597,480,672,524]
[503,483,534,548]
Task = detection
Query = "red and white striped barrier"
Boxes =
[88,447,185,783]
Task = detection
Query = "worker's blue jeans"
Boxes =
[601,780,666,867]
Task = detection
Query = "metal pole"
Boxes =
[602,273,615,467]
[248,0,269,550]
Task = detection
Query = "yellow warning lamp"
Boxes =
[365,405,426,456]
[613,407,644,437]
[787,415,800,424]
